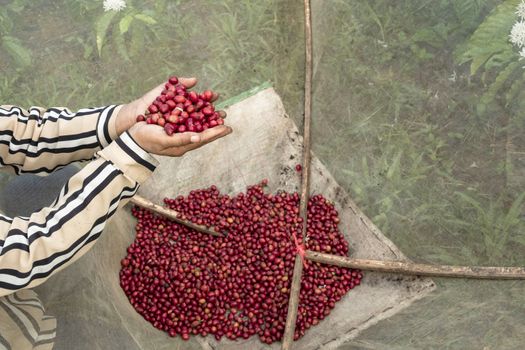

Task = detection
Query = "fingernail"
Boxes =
[190,135,201,143]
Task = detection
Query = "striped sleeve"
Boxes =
[0,290,56,350]
[0,104,122,175]
[0,131,158,296]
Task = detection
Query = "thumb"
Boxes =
[139,83,165,107]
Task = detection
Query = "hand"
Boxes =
[128,122,232,157]
[115,77,224,136]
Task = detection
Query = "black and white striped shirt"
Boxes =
[0,104,158,349]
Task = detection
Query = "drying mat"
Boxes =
[35,87,435,350]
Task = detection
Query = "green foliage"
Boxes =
[456,0,519,74]
[94,5,157,58]
[0,1,31,68]
[0,0,523,274]
[456,0,523,114]
[1,1,525,347]
[443,191,525,264]
[95,11,118,55]
[312,0,525,272]
[59,0,160,59]
[2,36,31,67]
[452,0,493,28]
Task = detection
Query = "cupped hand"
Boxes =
[115,77,224,136]
[128,122,232,157]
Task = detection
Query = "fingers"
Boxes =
[198,127,231,146]
[210,93,227,119]
[161,131,204,148]
[196,125,232,143]
[179,77,197,88]
[166,126,231,147]
[166,126,232,155]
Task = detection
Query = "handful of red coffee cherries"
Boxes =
[136,76,225,136]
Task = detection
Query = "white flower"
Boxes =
[510,20,525,47]
[517,1,525,19]
[103,0,126,12]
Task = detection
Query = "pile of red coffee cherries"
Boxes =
[136,76,225,135]
[120,181,362,343]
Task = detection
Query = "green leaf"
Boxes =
[480,60,521,105]
[386,150,402,180]
[505,69,525,103]
[455,0,520,75]
[134,13,157,25]
[412,23,448,48]
[95,11,117,56]
[119,14,134,34]
[2,36,31,66]
[455,192,484,213]
[452,0,490,26]
[504,192,525,228]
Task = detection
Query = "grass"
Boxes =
[312,0,525,264]
[311,1,525,348]
[1,0,524,348]
[1,0,304,115]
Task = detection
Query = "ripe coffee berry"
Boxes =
[136,76,226,136]
[120,182,362,343]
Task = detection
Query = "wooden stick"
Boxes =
[130,195,223,237]
[129,194,525,279]
[282,0,313,348]
[128,195,525,279]
[305,251,525,279]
